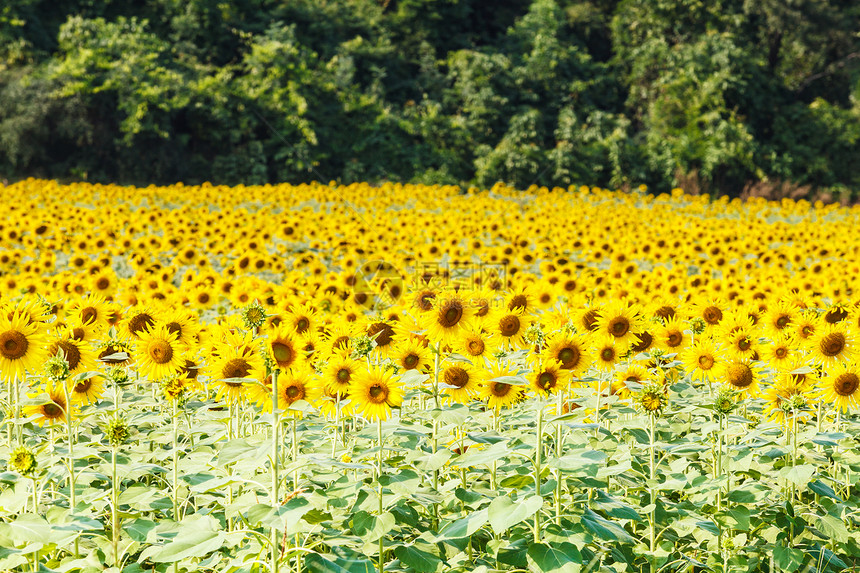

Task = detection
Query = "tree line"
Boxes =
[1,0,859,198]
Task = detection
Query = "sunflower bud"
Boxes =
[105,417,130,448]
[241,300,267,330]
[45,354,70,383]
[107,365,130,387]
[524,323,545,347]
[9,446,37,476]
[161,374,188,403]
[713,387,737,415]
[637,382,668,415]
[690,317,707,335]
[351,334,375,359]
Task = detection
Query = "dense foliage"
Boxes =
[1,0,859,196]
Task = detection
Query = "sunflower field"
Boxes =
[1,179,860,573]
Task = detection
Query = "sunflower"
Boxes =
[318,382,356,419]
[810,325,856,368]
[529,360,567,396]
[277,369,321,417]
[160,308,201,349]
[823,302,851,325]
[762,334,797,371]
[135,325,185,381]
[592,336,621,372]
[440,361,483,404]
[573,306,601,333]
[762,383,811,426]
[465,286,497,325]
[489,306,529,349]
[23,382,69,426]
[504,286,538,315]
[322,322,355,355]
[777,359,818,393]
[422,293,475,345]
[817,363,860,413]
[285,302,319,336]
[763,300,798,339]
[655,317,689,353]
[364,319,397,357]
[124,307,158,339]
[392,338,432,372]
[68,295,111,331]
[681,338,723,383]
[793,312,821,342]
[542,332,591,376]
[65,319,97,345]
[594,301,644,349]
[722,325,760,361]
[46,331,96,377]
[459,328,499,360]
[408,285,438,314]
[207,346,266,404]
[322,351,360,398]
[480,361,527,411]
[612,364,649,399]
[691,298,726,328]
[721,359,764,398]
[96,338,133,366]
[349,365,403,421]
[264,325,302,371]
[70,374,105,405]
[0,311,47,382]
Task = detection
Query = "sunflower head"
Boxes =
[713,386,738,415]
[240,300,268,330]
[45,353,71,383]
[636,382,668,415]
[9,446,37,476]
[105,416,131,448]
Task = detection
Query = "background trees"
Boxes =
[1,0,858,197]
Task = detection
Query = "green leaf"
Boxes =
[808,479,839,500]
[526,542,582,572]
[773,543,806,572]
[782,464,815,487]
[393,543,442,573]
[581,509,634,544]
[352,511,396,543]
[123,519,157,543]
[149,529,225,563]
[488,495,543,534]
[434,507,488,541]
[305,553,375,573]
[817,514,849,543]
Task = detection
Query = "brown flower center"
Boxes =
[444,367,469,388]
[367,323,395,348]
[81,307,98,325]
[582,309,599,331]
[271,342,293,366]
[737,338,751,351]
[697,355,715,369]
[166,321,182,337]
[74,379,92,393]
[557,346,580,369]
[820,332,846,357]
[632,331,653,352]
[538,372,556,390]
[285,385,303,400]
[466,339,485,356]
[600,347,615,362]
[702,306,722,325]
[726,363,753,389]
[369,383,387,402]
[775,347,788,359]
[499,315,521,337]
[491,382,511,397]
[0,330,28,360]
[43,402,62,419]
[508,294,528,311]
[128,313,155,336]
[403,353,419,369]
[440,301,464,328]
[825,308,849,324]
[609,317,629,337]
[337,368,351,382]
[834,373,859,396]
[775,315,791,329]
[666,331,682,347]
[332,336,350,350]
[474,299,490,317]
[149,340,173,364]
[51,340,82,370]
[222,358,251,379]
[296,318,309,333]
[95,277,110,290]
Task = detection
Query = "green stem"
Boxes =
[292,417,299,491]
[377,418,385,573]
[112,446,120,568]
[173,400,179,521]
[13,374,21,445]
[534,404,543,543]
[272,369,280,573]
[61,378,78,558]
[649,412,656,572]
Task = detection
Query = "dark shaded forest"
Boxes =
[1,0,859,197]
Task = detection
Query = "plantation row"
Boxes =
[0,180,859,571]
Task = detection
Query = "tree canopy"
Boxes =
[1,0,858,196]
